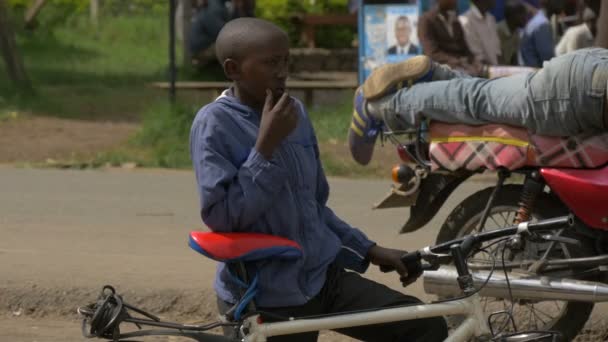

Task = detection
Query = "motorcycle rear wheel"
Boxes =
[436,184,595,341]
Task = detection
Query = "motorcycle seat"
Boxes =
[188,232,302,263]
[428,123,608,171]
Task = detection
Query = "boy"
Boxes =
[189,18,448,341]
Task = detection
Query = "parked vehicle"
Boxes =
[374,121,608,341]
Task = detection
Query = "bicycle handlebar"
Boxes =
[399,216,573,272]
[429,215,571,255]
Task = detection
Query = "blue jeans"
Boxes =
[373,48,608,136]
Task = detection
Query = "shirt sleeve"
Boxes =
[314,137,376,273]
[190,111,288,232]
[459,15,485,63]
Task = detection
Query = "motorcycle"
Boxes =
[373,121,608,341]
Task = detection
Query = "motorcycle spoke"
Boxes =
[507,211,516,225]
[531,304,556,324]
[489,215,502,229]
[530,304,542,328]
[453,205,582,337]
[499,212,509,226]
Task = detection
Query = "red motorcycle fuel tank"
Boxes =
[541,165,608,230]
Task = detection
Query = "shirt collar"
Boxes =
[437,9,456,24]
[397,43,411,53]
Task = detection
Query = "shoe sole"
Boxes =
[361,55,431,100]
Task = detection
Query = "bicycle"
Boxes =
[78,216,572,342]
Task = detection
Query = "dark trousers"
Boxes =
[217,265,448,342]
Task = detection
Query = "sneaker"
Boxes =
[351,87,383,141]
[361,55,433,100]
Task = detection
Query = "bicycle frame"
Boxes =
[241,293,490,342]
[79,218,570,342]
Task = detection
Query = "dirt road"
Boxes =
[1,167,606,341]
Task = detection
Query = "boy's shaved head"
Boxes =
[216,18,288,63]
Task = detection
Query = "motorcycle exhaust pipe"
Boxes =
[423,267,608,302]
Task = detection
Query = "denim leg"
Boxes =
[373,74,532,133]
[373,48,608,136]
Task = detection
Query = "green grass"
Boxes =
[0,11,224,121]
[0,9,383,177]
[91,96,385,178]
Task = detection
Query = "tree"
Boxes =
[0,0,31,91]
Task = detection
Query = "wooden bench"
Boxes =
[150,79,358,107]
[291,13,357,48]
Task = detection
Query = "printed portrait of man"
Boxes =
[387,15,419,55]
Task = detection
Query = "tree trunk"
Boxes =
[596,2,608,48]
[24,0,47,29]
[90,0,99,28]
[181,0,192,68]
[0,0,31,90]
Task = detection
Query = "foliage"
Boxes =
[257,0,355,48]
[8,0,354,48]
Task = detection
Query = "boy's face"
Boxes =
[236,34,290,105]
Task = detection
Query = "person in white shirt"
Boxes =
[459,0,502,65]
[555,7,597,56]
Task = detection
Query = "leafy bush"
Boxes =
[257,0,354,48]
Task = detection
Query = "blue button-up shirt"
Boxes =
[519,10,555,67]
[189,90,375,307]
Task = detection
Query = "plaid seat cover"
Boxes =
[429,123,608,172]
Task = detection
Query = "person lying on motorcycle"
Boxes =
[349,48,608,165]
[189,17,448,341]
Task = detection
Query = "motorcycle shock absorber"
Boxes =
[514,172,545,224]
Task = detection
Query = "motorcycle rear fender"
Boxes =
[399,172,473,234]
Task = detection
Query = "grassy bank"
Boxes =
[90,97,392,179]
[1,9,391,177]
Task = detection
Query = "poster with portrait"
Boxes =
[359,1,420,83]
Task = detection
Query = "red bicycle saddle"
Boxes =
[188,232,302,263]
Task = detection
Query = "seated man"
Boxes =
[519,0,564,67]
[189,0,255,64]
[349,50,608,165]
[497,0,529,65]
[190,17,448,341]
[418,0,484,76]
[459,0,502,66]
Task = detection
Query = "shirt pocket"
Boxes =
[283,137,318,192]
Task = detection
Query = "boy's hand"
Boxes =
[368,245,422,287]
[255,90,299,160]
